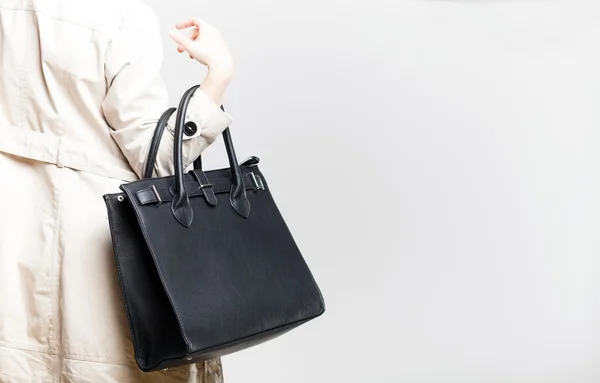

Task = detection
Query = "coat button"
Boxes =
[184,121,198,136]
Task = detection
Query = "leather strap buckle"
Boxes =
[190,170,218,206]
[151,185,163,206]
[250,172,265,191]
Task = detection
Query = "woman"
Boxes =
[0,0,234,381]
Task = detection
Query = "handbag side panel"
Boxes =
[104,193,188,371]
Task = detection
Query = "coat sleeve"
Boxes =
[102,3,232,179]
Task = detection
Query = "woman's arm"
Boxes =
[102,7,235,179]
[201,67,234,106]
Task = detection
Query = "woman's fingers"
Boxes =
[175,18,202,30]
[170,17,232,69]
[172,20,201,55]
[174,28,198,54]
[169,29,192,51]
[175,20,194,29]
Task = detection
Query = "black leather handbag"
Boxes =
[103,85,325,372]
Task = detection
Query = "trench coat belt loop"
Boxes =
[56,135,64,168]
[0,125,139,182]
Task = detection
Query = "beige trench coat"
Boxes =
[0,0,233,381]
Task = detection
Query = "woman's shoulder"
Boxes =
[24,0,153,36]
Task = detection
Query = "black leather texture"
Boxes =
[103,85,325,372]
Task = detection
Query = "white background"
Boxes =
[147,1,600,382]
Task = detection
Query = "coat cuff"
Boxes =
[166,89,232,142]
[165,88,233,168]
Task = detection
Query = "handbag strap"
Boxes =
[143,107,176,179]
[190,104,226,172]
[171,85,251,227]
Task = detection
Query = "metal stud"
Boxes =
[117,195,124,202]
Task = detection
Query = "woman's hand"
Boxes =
[169,18,234,105]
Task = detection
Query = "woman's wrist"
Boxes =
[201,64,234,105]
[207,62,235,81]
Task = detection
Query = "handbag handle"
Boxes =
[143,107,177,180]
[171,85,251,227]
[142,96,227,179]
[190,103,226,173]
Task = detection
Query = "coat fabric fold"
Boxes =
[0,0,231,381]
